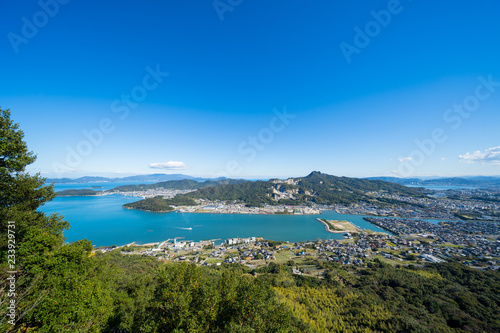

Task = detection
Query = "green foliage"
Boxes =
[272,261,500,333]
[186,180,276,207]
[185,171,426,207]
[0,109,62,256]
[1,109,499,333]
[98,251,160,332]
[56,189,101,196]
[0,109,36,174]
[123,196,175,212]
[123,195,197,212]
[263,240,286,248]
[18,240,114,332]
[141,263,292,332]
[0,108,111,332]
[167,195,197,206]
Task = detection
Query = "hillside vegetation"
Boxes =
[184,171,426,207]
[123,196,197,212]
[56,189,101,196]
[3,108,498,332]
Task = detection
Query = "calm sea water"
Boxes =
[49,181,160,192]
[39,192,391,247]
[406,185,478,190]
[40,181,459,247]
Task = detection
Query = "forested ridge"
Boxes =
[1,108,499,332]
[56,189,101,196]
[125,171,428,210]
[122,196,197,212]
[183,171,426,207]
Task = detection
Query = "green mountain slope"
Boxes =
[184,171,426,207]
[56,189,101,196]
[123,196,197,212]
[122,172,427,210]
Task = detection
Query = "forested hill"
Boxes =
[123,196,197,212]
[56,189,101,196]
[109,178,246,192]
[184,171,426,207]
[3,109,500,333]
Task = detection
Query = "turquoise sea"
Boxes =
[39,190,389,247]
[50,181,160,192]
[40,181,457,247]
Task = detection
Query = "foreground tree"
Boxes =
[0,108,114,332]
[0,108,293,333]
[0,108,65,255]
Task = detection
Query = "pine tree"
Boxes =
[0,108,68,256]
[0,108,113,332]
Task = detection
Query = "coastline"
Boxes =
[122,206,175,213]
[317,218,344,233]
[123,206,321,215]
[316,218,361,234]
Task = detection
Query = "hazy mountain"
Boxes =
[364,177,421,185]
[45,174,223,184]
[366,176,500,188]
[109,179,247,192]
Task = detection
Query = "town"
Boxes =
[96,214,500,274]
[112,186,500,219]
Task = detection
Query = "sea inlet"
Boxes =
[40,193,390,247]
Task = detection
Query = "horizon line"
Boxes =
[38,171,500,180]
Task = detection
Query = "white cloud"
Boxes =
[398,156,412,162]
[459,146,500,164]
[149,161,189,170]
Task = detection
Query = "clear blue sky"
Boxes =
[1,0,499,179]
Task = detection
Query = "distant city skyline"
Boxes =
[2,1,499,178]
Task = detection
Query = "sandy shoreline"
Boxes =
[317,218,345,233]
[316,218,361,234]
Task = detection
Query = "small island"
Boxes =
[123,196,197,212]
[56,189,102,197]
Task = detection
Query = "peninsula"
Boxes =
[121,171,426,213]
[317,218,360,234]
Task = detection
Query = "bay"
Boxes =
[406,185,478,190]
[39,194,391,247]
[48,181,160,192]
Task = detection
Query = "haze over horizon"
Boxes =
[2,0,500,179]
[41,171,500,182]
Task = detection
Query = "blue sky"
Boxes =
[1,0,499,179]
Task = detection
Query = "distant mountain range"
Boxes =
[46,173,500,189]
[109,179,247,192]
[111,171,428,211]
[55,171,436,209]
[365,176,500,188]
[45,173,223,184]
